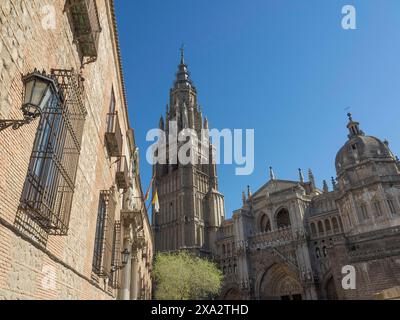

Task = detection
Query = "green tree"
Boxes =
[153,251,223,300]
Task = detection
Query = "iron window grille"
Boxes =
[92,188,116,278]
[65,0,102,64]
[18,69,86,236]
[109,220,122,289]
[105,111,123,158]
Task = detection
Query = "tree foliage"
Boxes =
[153,251,223,300]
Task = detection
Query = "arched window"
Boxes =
[276,208,291,229]
[324,219,332,235]
[387,198,397,215]
[322,246,328,257]
[373,201,383,217]
[310,222,317,236]
[317,221,324,236]
[359,203,369,220]
[260,214,271,232]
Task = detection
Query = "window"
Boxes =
[359,204,369,220]
[109,221,122,289]
[105,87,123,157]
[324,219,332,234]
[260,214,271,233]
[387,199,397,215]
[18,70,86,235]
[92,189,116,277]
[317,221,324,236]
[373,201,383,217]
[107,87,116,132]
[276,208,291,229]
[65,0,102,63]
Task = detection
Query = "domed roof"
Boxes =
[335,114,395,172]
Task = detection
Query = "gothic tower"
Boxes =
[152,49,225,256]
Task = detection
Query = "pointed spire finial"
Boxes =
[247,185,252,198]
[308,169,316,190]
[242,191,246,205]
[298,168,304,183]
[180,43,186,64]
[347,112,353,122]
[323,180,329,193]
[269,166,275,180]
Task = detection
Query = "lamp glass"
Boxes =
[22,72,57,118]
[122,249,130,265]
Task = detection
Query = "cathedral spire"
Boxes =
[174,45,193,89]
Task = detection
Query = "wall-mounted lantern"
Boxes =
[111,248,130,273]
[0,70,58,132]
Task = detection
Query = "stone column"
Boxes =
[120,230,132,300]
[130,254,139,300]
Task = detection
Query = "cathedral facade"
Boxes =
[217,115,400,300]
[152,54,400,300]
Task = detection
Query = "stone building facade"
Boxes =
[152,51,225,256]
[0,0,152,300]
[217,115,400,300]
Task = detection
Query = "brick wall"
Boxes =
[0,0,134,300]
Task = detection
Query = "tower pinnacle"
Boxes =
[180,43,186,64]
[347,112,364,139]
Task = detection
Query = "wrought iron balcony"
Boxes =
[105,112,123,157]
[65,0,102,63]
[116,156,129,190]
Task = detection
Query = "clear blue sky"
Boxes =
[115,0,400,218]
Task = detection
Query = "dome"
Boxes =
[335,114,395,173]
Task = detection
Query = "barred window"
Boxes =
[18,70,86,235]
[109,221,122,289]
[92,189,116,277]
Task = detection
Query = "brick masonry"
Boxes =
[0,0,152,300]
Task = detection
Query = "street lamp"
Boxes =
[111,248,131,273]
[0,70,58,132]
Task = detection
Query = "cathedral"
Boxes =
[217,114,400,300]
[152,53,400,300]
